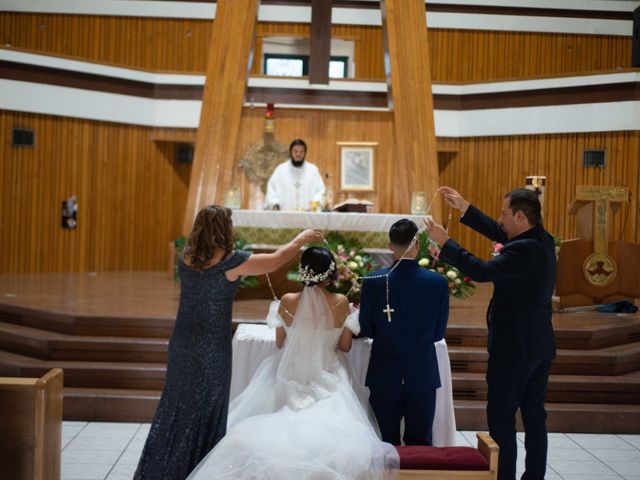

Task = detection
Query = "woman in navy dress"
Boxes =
[134,205,320,480]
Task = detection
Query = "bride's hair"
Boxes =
[298,246,337,287]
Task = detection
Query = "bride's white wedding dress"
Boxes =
[187,286,399,479]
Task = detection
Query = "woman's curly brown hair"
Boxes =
[183,205,234,270]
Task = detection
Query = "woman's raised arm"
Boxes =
[226,229,322,281]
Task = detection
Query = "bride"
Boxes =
[187,246,399,479]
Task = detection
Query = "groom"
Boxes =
[360,219,449,446]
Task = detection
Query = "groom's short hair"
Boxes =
[389,219,418,247]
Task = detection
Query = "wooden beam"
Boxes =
[182,0,259,233]
[381,0,441,218]
[309,0,332,85]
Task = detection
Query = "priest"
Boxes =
[264,139,325,211]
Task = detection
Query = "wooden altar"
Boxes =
[231,210,425,299]
[231,210,426,249]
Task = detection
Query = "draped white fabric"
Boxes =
[230,324,457,447]
[232,209,426,233]
[187,287,399,479]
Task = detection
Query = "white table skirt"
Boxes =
[232,210,427,233]
[230,323,456,447]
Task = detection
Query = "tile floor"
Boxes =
[61,421,640,480]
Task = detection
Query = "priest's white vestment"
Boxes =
[264,160,325,211]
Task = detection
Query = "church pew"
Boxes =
[0,368,63,480]
[390,432,498,480]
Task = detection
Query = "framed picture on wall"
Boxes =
[338,142,377,191]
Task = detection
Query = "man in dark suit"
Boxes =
[426,187,556,480]
[360,219,449,446]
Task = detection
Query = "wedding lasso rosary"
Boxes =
[266,192,452,323]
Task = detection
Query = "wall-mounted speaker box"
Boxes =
[176,144,194,163]
[12,128,35,147]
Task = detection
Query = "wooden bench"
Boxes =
[390,432,499,479]
[0,368,63,480]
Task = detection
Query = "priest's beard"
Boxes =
[291,158,305,168]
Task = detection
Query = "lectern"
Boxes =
[556,186,639,308]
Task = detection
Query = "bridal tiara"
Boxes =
[298,261,336,284]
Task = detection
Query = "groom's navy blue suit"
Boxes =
[360,259,449,446]
[439,205,556,480]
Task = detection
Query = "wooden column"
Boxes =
[381,0,441,217]
[309,0,332,85]
[182,0,259,233]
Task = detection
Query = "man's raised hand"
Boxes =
[424,217,449,247]
[437,186,470,214]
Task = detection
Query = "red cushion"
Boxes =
[395,445,490,471]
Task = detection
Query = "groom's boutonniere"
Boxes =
[492,242,504,257]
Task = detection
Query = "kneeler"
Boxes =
[390,432,499,480]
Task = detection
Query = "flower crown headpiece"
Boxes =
[298,261,336,284]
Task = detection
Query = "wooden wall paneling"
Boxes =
[427,29,632,83]
[334,25,385,80]
[232,107,395,213]
[437,131,640,260]
[0,13,633,81]
[0,13,214,72]
[1,107,637,273]
[182,0,259,232]
[0,111,193,273]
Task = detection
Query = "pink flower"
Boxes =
[493,243,504,254]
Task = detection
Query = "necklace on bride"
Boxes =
[266,192,452,323]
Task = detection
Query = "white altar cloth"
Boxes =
[230,323,456,447]
[232,210,427,233]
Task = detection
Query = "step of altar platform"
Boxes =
[2,344,638,406]
[59,388,640,433]
[445,316,640,350]
[452,371,640,404]
[0,349,166,390]
[64,387,159,422]
[0,320,169,362]
[3,293,640,349]
[2,319,639,375]
[0,297,268,338]
[454,399,640,434]
[447,343,640,375]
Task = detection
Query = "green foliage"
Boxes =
[416,232,476,300]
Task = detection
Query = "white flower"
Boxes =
[446,270,457,280]
[354,255,362,262]
[347,261,359,270]
[418,258,430,267]
[454,278,461,285]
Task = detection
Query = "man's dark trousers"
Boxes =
[486,356,552,480]
[369,387,437,446]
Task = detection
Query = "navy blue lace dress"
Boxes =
[134,250,251,480]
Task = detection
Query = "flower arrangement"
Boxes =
[287,232,379,304]
[417,232,476,300]
[173,235,258,288]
